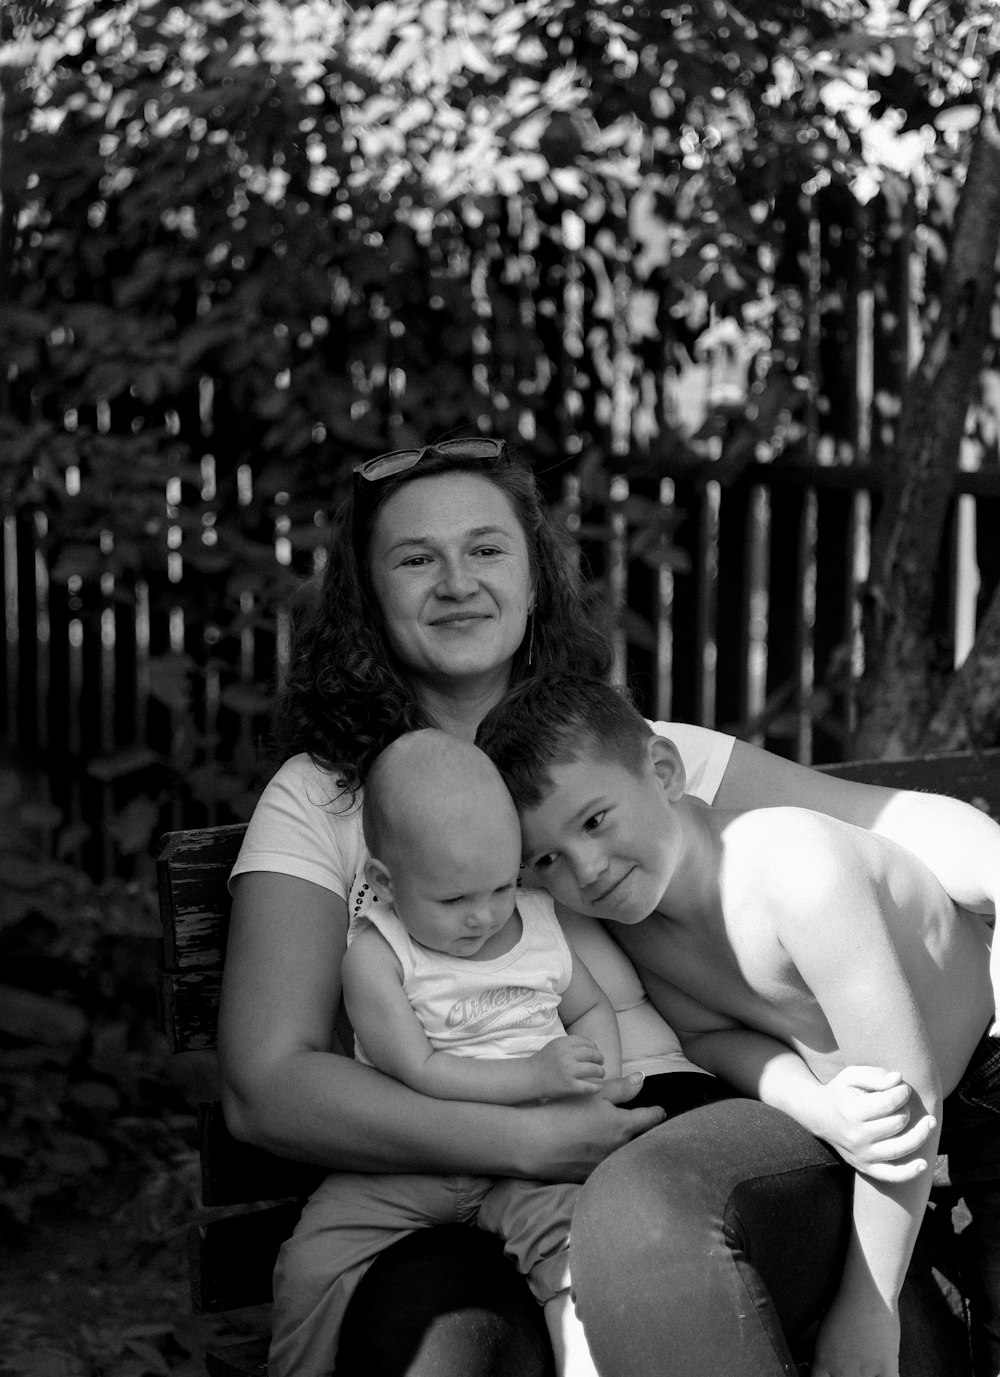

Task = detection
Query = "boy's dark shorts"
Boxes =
[941,1027,1000,1188]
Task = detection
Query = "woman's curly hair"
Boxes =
[273,444,614,798]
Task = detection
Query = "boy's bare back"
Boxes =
[616,804,993,1096]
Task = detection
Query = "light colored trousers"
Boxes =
[268,1170,579,1377]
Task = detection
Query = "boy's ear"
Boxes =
[647,735,686,801]
[364,856,395,902]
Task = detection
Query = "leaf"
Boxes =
[0,985,88,1045]
[122,1339,172,1376]
[0,1349,81,1377]
[55,823,92,861]
[147,656,195,712]
[219,682,273,715]
[87,747,161,782]
[0,855,69,889]
[934,105,981,133]
[18,802,65,831]
[107,798,162,856]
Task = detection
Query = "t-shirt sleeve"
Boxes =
[650,720,734,804]
[228,754,364,902]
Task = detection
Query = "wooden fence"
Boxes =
[3,182,1000,880]
[3,454,999,882]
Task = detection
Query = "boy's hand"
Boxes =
[814,1066,935,1182]
[811,1288,899,1377]
[530,1035,605,1098]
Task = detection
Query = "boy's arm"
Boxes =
[684,1026,933,1181]
[866,789,1000,1036]
[638,967,932,1181]
[343,928,606,1105]
[718,740,1000,913]
[718,742,1000,1028]
[761,819,943,1376]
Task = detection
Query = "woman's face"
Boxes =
[368,472,534,695]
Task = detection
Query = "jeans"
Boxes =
[941,1027,1000,1377]
[573,1074,972,1377]
[572,1081,851,1377]
[326,1071,976,1376]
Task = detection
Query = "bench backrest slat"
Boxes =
[819,748,1000,817]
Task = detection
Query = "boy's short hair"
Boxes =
[476,674,653,809]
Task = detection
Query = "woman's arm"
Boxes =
[217,870,664,1179]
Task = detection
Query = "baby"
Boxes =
[272,728,617,1377]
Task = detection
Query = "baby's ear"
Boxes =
[364,856,394,902]
[648,735,686,801]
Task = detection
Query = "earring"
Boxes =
[527,609,535,668]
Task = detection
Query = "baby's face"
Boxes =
[390,820,521,958]
[519,751,679,925]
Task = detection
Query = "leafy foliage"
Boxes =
[1,0,998,849]
[0,753,196,1230]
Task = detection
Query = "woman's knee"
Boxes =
[572,1100,850,1317]
[336,1225,554,1377]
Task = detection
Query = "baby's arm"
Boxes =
[343,927,609,1104]
[555,945,622,1084]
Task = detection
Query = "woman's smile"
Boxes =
[369,473,533,690]
[430,610,492,627]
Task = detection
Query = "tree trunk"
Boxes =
[853,76,1000,759]
[924,576,1000,749]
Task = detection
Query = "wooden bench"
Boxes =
[156,748,1000,1376]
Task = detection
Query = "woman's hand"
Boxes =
[812,1066,936,1182]
[516,1074,665,1182]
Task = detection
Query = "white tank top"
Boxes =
[353,890,572,1065]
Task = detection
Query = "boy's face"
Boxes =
[519,739,684,924]
[378,818,522,958]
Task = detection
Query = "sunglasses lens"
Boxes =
[435,439,506,459]
[355,439,506,483]
[356,450,423,481]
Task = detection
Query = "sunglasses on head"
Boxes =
[353,437,508,485]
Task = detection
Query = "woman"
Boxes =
[219,438,996,1376]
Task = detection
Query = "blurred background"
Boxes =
[1,2,999,1371]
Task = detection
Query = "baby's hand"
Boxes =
[530,1035,605,1098]
[814,1066,934,1182]
[812,1289,899,1377]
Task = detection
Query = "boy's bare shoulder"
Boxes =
[721,804,865,854]
[718,807,878,915]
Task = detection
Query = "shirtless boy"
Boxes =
[477,676,1000,1377]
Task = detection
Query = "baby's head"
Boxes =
[477,676,687,923]
[362,729,522,956]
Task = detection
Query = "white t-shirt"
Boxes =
[230,721,734,1077]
